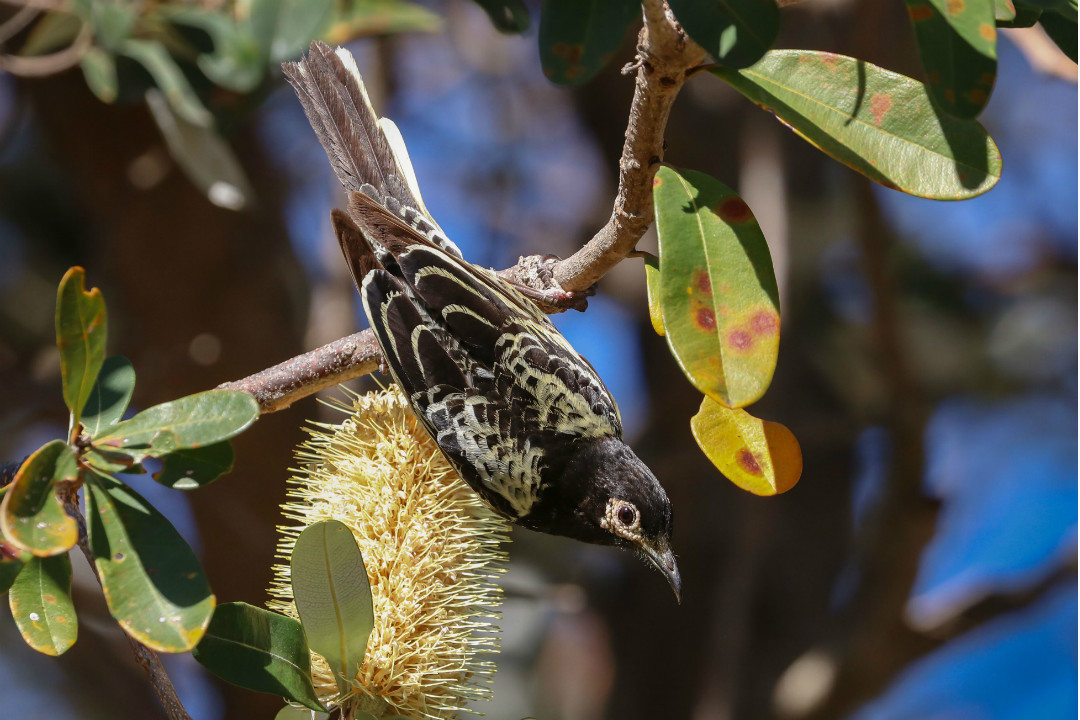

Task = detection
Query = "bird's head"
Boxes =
[531,437,681,601]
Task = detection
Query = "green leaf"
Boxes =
[91,0,137,51]
[668,0,779,68]
[471,0,531,33]
[193,602,325,712]
[84,471,215,652]
[120,39,214,127]
[1039,12,1078,61]
[322,0,442,42]
[20,11,85,57]
[145,88,253,211]
[161,6,264,93]
[996,0,1044,25]
[153,442,234,490]
[643,254,665,337]
[711,50,1002,199]
[249,0,336,64]
[1,541,31,593]
[83,355,135,437]
[94,389,259,461]
[539,0,640,86]
[691,396,803,495]
[653,166,780,408]
[0,441,79,557]
[81,46,120,103]
[56,267,108,428]
[8,554,77,656]
[275,706,330,720]
[291,520,373,694]
[906,0,997,119]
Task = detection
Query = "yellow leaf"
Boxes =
[690,396,802,496]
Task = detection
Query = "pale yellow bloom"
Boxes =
[268,387,509,719]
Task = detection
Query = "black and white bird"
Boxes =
[284,42,680,600]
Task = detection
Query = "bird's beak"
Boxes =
[639,540,682,603]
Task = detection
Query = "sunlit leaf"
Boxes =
[711,50,1001,199]
[153,442,234,490]
[193,602,325,712]
[471,0,531,33]
[539,0,640,86]
[323,0,442,42]
[906,0,997,119]
[145,88,253,211]
[85,471,215,652]
[275,706,330,720]
[94,389,259,461]
[8,554,77,656]
[643,254,665,336]
[56,267,107,427]
[691,397,802,495]
[83,355,135,437]
[653,166,780,408]
[995,0,1043,25]
[0,441,79,557]
[291,520,373,693]
[668,0,778,68]
[120,39,213,127]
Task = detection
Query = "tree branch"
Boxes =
[218,330,382,413]
[222,0,707,414]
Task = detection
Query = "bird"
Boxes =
[283,41,680,600]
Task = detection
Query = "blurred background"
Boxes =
[0,1,1075,719]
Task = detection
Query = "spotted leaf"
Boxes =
[0,441,79,557]
[691,397,802,496]
[84,470,214,652]
[711,50,1002,199]
[539,0,640,86]
[653,166,780,409]
[8,553,77,656]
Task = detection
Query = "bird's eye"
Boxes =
[617,505,636,526]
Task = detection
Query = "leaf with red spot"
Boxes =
[539,0,640,86]
[691,396,802,496]
[653,166,780,409]
[906,0,998,119]
[711,50,1001,199]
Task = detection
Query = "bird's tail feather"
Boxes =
[283,41,461,260]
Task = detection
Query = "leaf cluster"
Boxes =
[517,0,1071,495]
[1,268,259,657]
[10,0,442,210]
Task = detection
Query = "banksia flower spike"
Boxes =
[268,387,509,719]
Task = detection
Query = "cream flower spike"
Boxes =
[268,386,509,719]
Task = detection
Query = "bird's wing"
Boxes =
[356,206,622,517]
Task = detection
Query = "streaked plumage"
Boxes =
[284,42,680,599]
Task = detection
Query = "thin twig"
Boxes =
[0,21,90,76]
[0,4,38,45]
[551,0,706,292]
